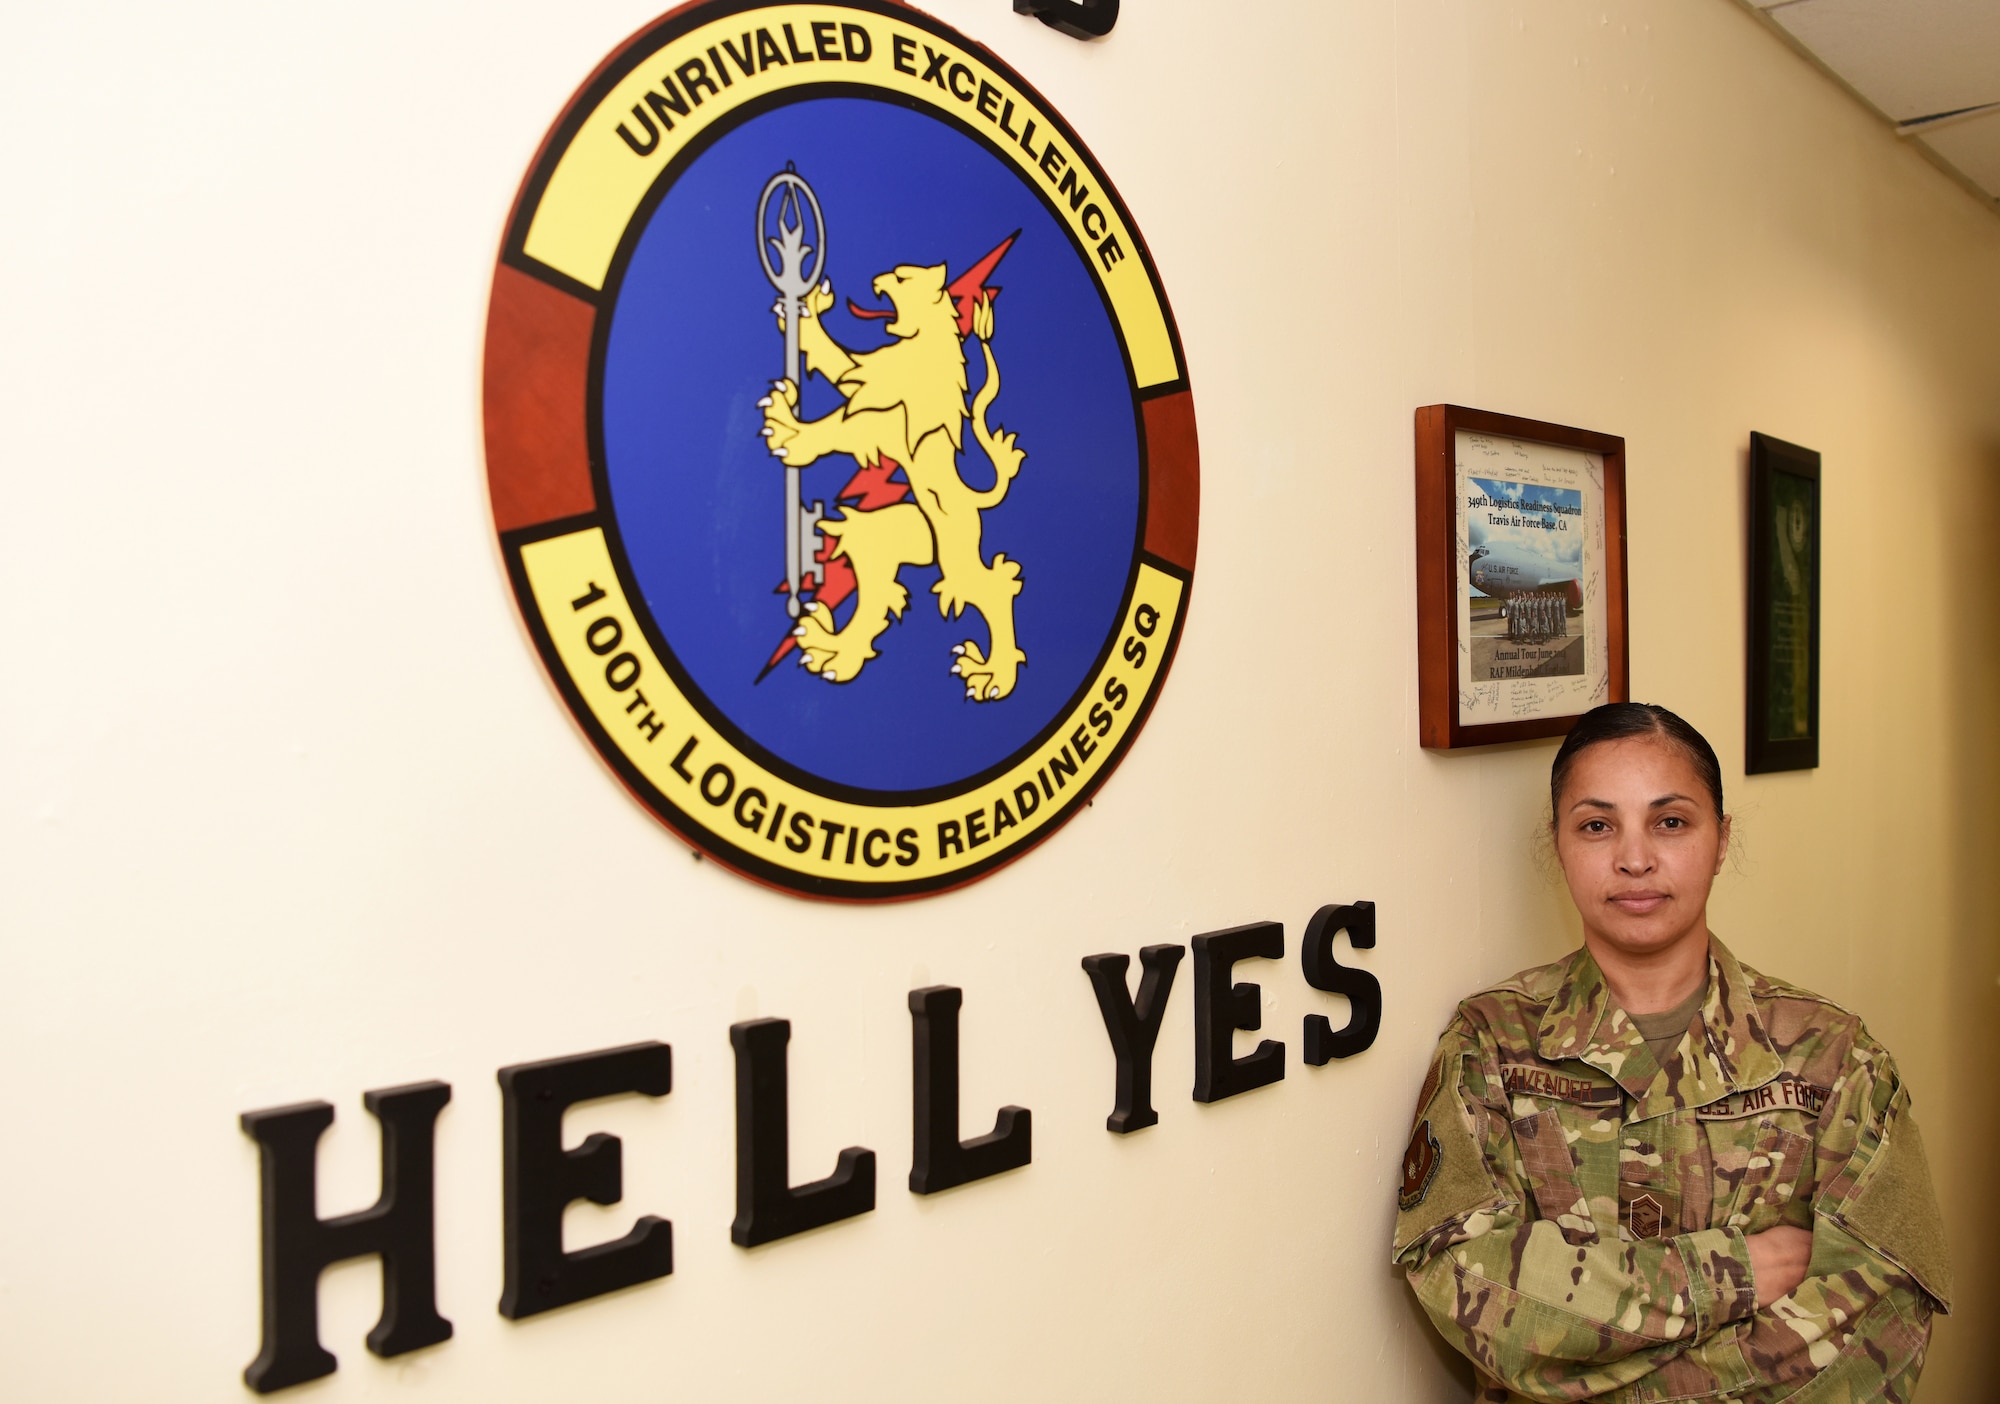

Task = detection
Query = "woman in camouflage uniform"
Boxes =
[1394,703,1949,1402]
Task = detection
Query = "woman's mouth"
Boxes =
[1609,890,1669,915]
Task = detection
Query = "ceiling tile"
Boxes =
[1918,110,2000,199]
[1767,0,2000,121]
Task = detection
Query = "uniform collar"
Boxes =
[1535,936,1784,1119]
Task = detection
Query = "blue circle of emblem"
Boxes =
[599,95,1142,796]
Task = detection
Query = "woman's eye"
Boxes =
[1581,819,1608,834]
[1660,817,1685,830]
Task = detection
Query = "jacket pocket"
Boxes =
[1511,1108,1598,1246]
[1617,1124,1688,1242]
[1721,1121,1812,1233]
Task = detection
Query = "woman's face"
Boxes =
[1553,736,1731,960]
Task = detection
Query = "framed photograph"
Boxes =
[1416,405,1629,749]
[1746,432,1820,773]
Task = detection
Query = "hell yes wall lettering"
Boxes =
[485,0,1199,900]
[238,906,1381,1391]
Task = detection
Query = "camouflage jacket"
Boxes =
[1392,939,1951,1403]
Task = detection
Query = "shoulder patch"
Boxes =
[1392,1030,1511,1261]
[1399,1119,1442,1211]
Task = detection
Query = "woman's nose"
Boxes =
[1615,841,1655,875]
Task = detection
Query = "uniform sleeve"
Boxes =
[1391,1021,1758,1403]
[1683,1047,1948,1402]
[1818,1050,1951,1309]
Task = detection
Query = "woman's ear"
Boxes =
[1714,813,1733,875]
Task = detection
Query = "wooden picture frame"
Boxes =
[1416,405,1629,749]
[1745,432,1821,774]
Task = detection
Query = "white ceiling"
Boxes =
[1747,0,2000,206]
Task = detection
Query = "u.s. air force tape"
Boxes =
[1694,1077,1830,1120]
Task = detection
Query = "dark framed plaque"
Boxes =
[1746,432,1820,773]
[1416,405,1629,749]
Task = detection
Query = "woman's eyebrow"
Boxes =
[1648,793,1696,808]
[1568,797,1616,813]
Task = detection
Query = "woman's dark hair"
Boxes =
[1549,703,1724,821]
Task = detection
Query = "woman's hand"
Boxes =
[1745,1225,1813,1307]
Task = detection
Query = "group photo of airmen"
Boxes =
[1506,590,1571,643]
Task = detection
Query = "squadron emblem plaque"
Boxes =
[484,0,1199,898]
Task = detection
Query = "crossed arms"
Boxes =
[1392,1027,1946,1402]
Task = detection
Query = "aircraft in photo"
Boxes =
[1467,541,1582,611]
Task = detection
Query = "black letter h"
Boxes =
[240,1081,453,1393]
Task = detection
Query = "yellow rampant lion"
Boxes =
[758,253,1028,701]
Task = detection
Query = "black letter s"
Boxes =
[1301,902,1381,1063]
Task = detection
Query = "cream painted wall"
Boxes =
[4,0,1996,1399]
